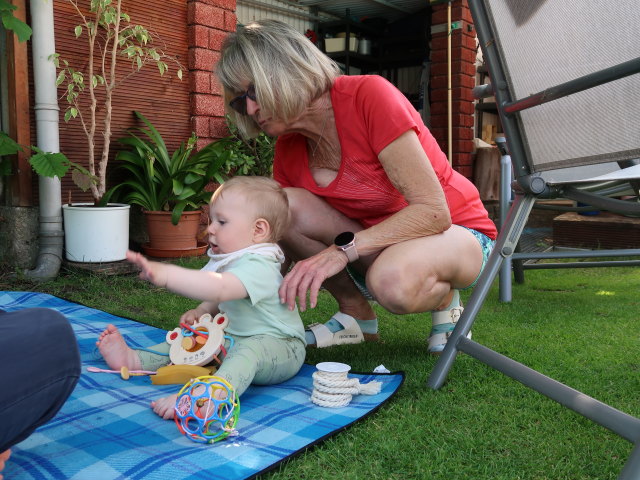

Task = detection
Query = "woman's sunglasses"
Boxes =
[229,85,257,115]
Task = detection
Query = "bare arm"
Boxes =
[351,129,451,256]
[280,129,451,310]
[126,250,248,306]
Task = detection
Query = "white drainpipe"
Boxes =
[24,0,63,280]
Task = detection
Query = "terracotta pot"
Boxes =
[144,210,201,250]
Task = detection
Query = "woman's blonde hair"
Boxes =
[216,19,341,138]
[211,176,290,242]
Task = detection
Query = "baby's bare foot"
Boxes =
[0,449,11,480]
[96,324,141,370]
[151,394,178,420]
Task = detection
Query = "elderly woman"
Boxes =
[216,20,497,354]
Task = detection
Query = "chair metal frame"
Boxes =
[427,1,640,478]
[496,139,640,303]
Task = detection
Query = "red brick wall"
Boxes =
[429,0,476,179]
[187,0,237,149]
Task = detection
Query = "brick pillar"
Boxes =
[187,0,237,149]
[429,0,476,179]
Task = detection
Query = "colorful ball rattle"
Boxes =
[174,375,240,444]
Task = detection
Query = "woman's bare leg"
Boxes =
[283,189,483,316]
[366,225,483,314]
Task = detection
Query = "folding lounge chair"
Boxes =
[495,137,640,303]
[427,1,640,478]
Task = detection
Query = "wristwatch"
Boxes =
[334,231,359,263]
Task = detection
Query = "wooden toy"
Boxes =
[165,313,232,367]
[90,313,232,383]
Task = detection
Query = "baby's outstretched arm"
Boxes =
[126,250,248,304]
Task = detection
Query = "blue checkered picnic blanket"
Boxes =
[0,291,404,480]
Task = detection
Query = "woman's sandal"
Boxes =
[427,306,471,355]
[306,312,379,348]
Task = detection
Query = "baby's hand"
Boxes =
[180,309,201,325]
[126,250,167,287]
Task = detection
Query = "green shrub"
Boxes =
[217,117,275,178]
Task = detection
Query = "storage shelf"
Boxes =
[319,21,425,73]
[319,18,380,37]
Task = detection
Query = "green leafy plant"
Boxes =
[111,111,229,225]
[0,0,32,42]
[0,132,91,185]
[217,117,275,177]
[0,131,22,176]
[29,0,183,205]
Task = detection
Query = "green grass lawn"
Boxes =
[3,260,639,480]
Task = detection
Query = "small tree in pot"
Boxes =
[29,0,183,205]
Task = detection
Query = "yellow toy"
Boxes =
[151,364,216,385]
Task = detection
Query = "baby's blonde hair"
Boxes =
[211,176,289,242]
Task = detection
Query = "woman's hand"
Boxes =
[126,250,168,288]
[279,246,348,311]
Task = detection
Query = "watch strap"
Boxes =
[338,242,359,262]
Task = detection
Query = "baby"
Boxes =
[97,176,306,418]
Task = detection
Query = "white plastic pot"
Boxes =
[62,203,130,262]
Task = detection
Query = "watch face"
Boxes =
[335,231,355,247]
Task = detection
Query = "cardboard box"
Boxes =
[325,37,358,53]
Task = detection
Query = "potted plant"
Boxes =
[215,116,275,178]
[112,111,229,257]
[28,0,183,263]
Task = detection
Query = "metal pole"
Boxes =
[25,0,64,281]
[496,137,512,301]
[446,1,452,164]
